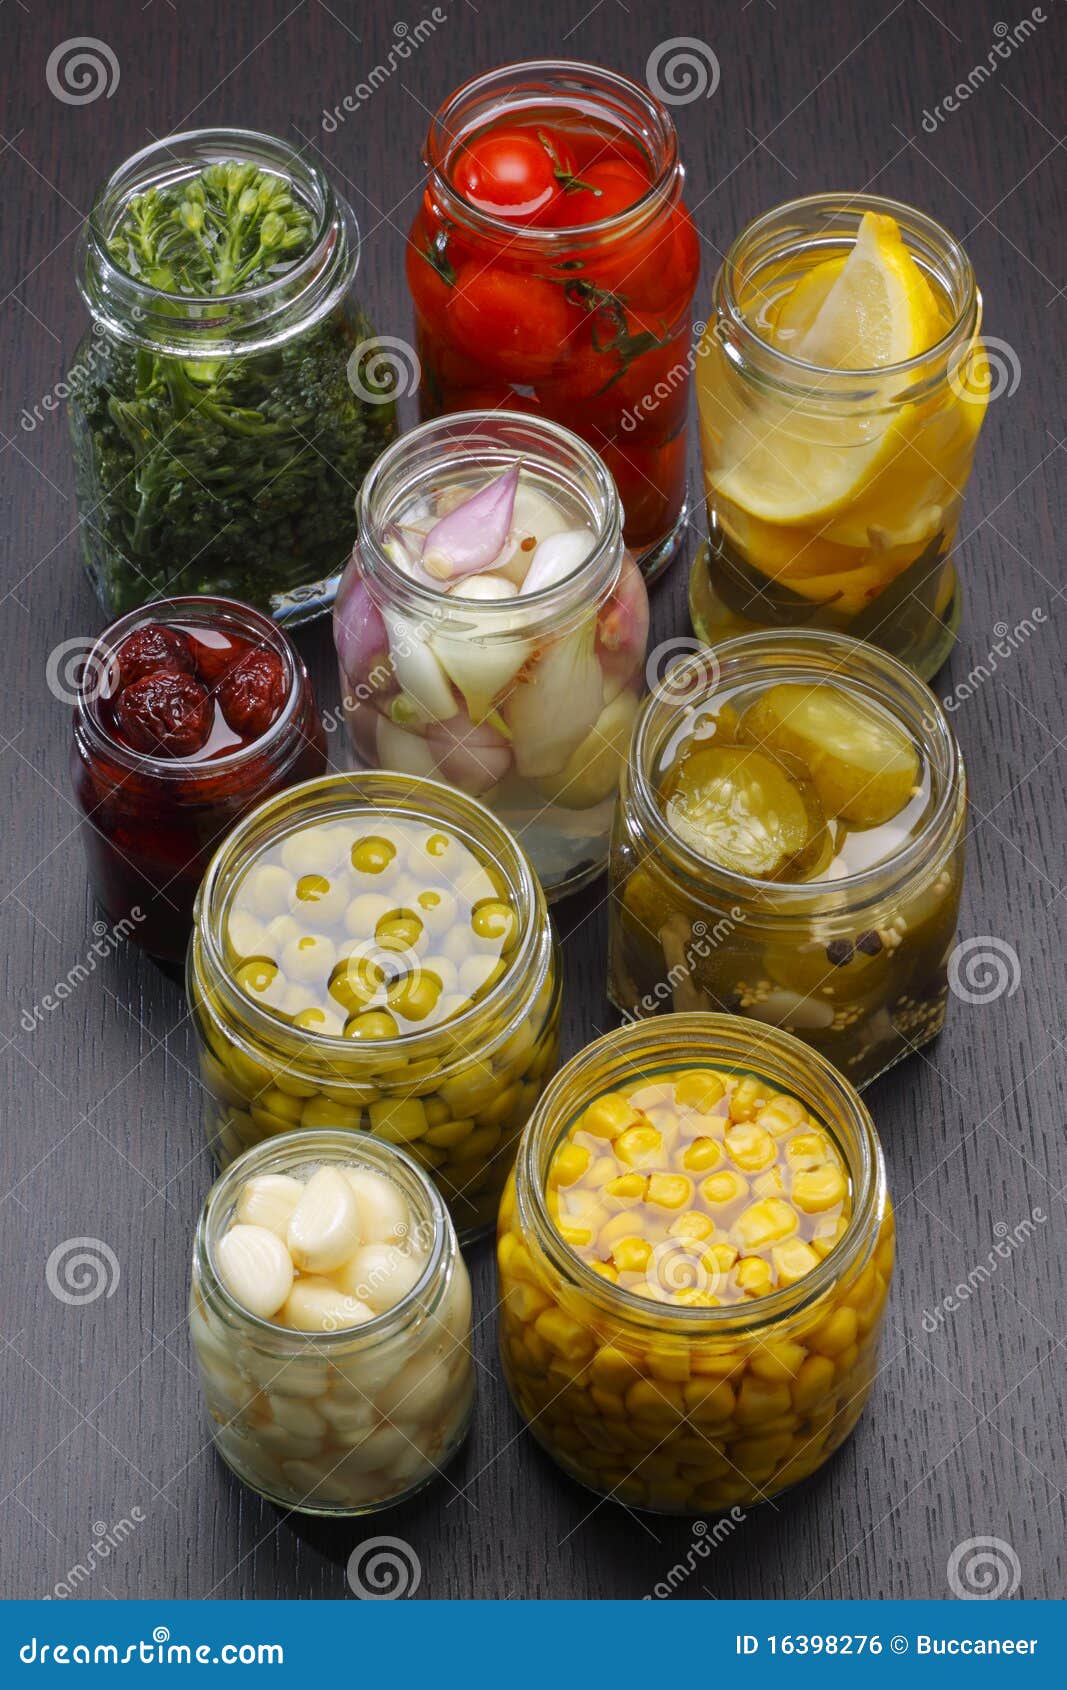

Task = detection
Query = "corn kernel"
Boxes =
[646,1172,692,1210]
[558,1222,594,1249]
[807,1306,858,1356]
[614,1123,663,1167]
[668,1210,715,1244]
[791,1354,836,1413]
[589,1261,619,1284]
[753,1166,786,1198]
[674,1071,727,1112]
[792,1164,848,1212]
[735,1376,794,1427]
[734,1197,797,1250]
[729,1075,768,1121]
[580,1093,641,1139]
[735,1256,774,1297]
[506,1283,552,1324]
[626,1379,684,1422]
[534,1308,593,1363]
[597,1210,645,1253]
[590,1345,641,1392]
[749,1340,808,1383]
[724,1123,777,1171]
[700,1169,749,1208]
[683,1377,735,1423]
[604,1172,648,1202]
[771,1238,820,1286]
[612,1236,653,1274]
[682,1137,722,1173]
[550,1142,591,1187]
[757,1094,807,1136]
[702,1241,739,1276]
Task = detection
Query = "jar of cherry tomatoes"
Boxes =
[71,597,327,963]
[407,61,700,581]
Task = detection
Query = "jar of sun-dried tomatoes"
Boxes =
[71,596,327,963]
[407,61,700,582]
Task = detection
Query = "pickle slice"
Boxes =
[663,744,827,880]
[739,683,919,828]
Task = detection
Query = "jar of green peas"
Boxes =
[188,772,561,1241]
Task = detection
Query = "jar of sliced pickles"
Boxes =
[608,631,966,1089]
[189,772,560,1240]
[191,1129,473,1514]
[498,1014,894,1515]
[333,411,648,899]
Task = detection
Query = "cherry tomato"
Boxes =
[601,432,688,550]
[548,158,651,229]
[452,128,560,223]
[447,264,571,379]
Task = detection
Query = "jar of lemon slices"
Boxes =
[188,772,560,1241]
[498,1014,893,1515]
[691,194,989,678]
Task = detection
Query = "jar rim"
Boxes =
[516,1012,885,1334]
[627,628,965,913]
[716,191,979,391]
[193,769,552,1065]
[78,128,359,353]
[75,595,305,783]
[196,1128,451,1347]
[423,59,681,244]
[354,409,624,634]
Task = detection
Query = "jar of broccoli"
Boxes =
[189,771,561,1241]
[70,128,398,623]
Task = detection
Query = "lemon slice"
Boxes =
[789,212,942,369]
[703,214,946,530]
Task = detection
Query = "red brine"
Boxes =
[406,62,700,582]
[71,598,327,963]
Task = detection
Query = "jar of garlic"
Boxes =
[190,1129,473,1514]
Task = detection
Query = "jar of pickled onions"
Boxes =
[498,1014,894,1515]
[407,61,700,581]
[333,411,648,900]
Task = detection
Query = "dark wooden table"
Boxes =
[2,0,1064,1602]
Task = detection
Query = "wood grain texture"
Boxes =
[1,0,1064,1602]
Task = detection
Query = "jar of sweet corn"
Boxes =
[498,1013,893,1515]
[189,771,560,1241]
[190,1129,473,1514]
[608,630,966,1089]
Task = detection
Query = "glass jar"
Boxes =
[334,411,649,900]
[607,631,966,1090]
[190,1129,473,1514]
[70,128,398,623]
[691,194,989,677]
[71,595,326,963]
[189,771,560,1241]
[407,61,700,581]
[498,1013,894,1515]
